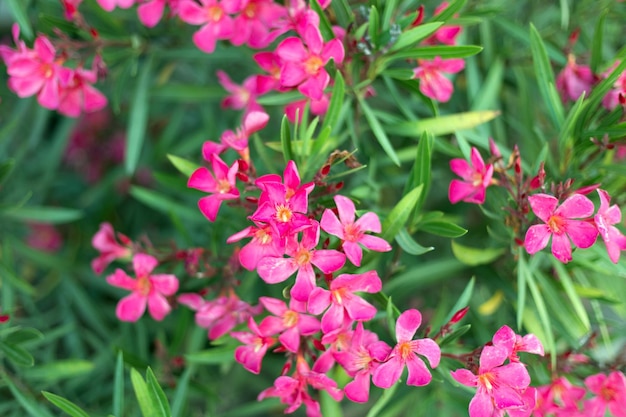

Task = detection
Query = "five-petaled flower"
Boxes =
[449,147,494,204]
[188,154,240,222]
[594,189,626,263]
[524,193,598,263]
[413,57,465,102]
[106,253,179,322]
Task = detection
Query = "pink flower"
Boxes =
[230,0,286,48]
[422,2,463,45]
[231,317,276,374]
[372,309,440,388]
[491,325,544,363]
[556,54,596,103]
[106,253,179,321]
[334,322,391,402]
[524,193,598,263]
[216,70,264,115]
[91,222,132,274]
[594,189,626,263]
[26,223,63,252]
[584,371,626,417]
[138,0,180,27]
[284,93,329,123]
[257,297,319,353]
[57,66,108,117]
[187,154,239,222]
[254,51,284,93]
[448,147,494,204]
[320,195,391,266]
[535,377,586,417]
[96,0,136,12]
[256,222,346,301]
[413,57,465,102]
[307,271,382,333]
[276,24,344,100]
[202,111,269,162]
[227,222,284,270]
[602,61,626,110]
[178,0,240,53]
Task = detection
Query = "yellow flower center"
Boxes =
[478,372,496,391]
[304,55,324,75]
[283,310,299,328]
[547,215,566,234]
[208,5,223,22]
[136,276,152,297]
[275,204,293,223]
[398,341,413,360]
[254,227,272,245]
[217,179,231,194]
[244,2,257,18]
[344,223,360,242]
[295,248,311,266]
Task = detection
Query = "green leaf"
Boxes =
[320,390,343,417]
[4,327,44,345]
[0,341,34,367]
[2,373,54,417]
[444,277,475,324]
[184,346,236,364]
[451,241,504,266]
[573,284,620,304]
[130,186,203,222]
[409,132,434,212]
[1,206,83,224]
[6,0,33,39]
[529,23,564,129]
[386,110,500,137]
[0,159,15,186]
[385,45,483,63]
[590,11,607,73]
[357,96,400,166]
[380,0,399,31]
[321,70,345,133]
[280,115,295,164]
[167,154,200,178]
[420,219,467,238]
[429,0,467,22]
[113,351,124,417]
[439,324,471,347]
[23,360,94,381]
[390,22,443,51]
[395,229,434,255]
[171,366,193,417]
[131,368,159,417]
[126,56,153,175]
[146,368,172,417]
[552,260,590,331]
[366,381,398,417]
[42,392,90,417]
[309,0,335,41]
[382,185,423,242]
[151,84,223,101]
[368,6,381,49]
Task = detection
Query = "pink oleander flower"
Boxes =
[91,222,132,274]
[227,221,284,270]
[422,2,463,45]
[230,0,286,48]
[231,317,276,374]
[26,223,63,252]
[202,111,269,162]
[106,253,178,321]
[179,0,240,53]
[178,291,261,340]
[524,193,598,263]
[334,322,391,403]
[491,325,544,363]
[413,57,465,102]
[258,357,343,417]
[254,51,283,93]
[451,343,533,417]
[276,23,344,100]
[187,154,239,222]
[258,297,319,353]
[602,62,626,110]
[320,195,391,266]
[138,0,180,27]
[257,222,346,302]
[535,377,586,417]
[216,70,264,115]
[594,189,626,263]
[448,147,494,204]
[57,65,108,117]
[372,309,441,388]
[276,0,320,38]
[584,371,626,417]
[556,54,596,103]
[308,271,382,333]
[312,319,354,373]
[284,93,329,123]
[96,0,136,12]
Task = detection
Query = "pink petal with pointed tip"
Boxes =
[257,257,297,283]
[359,234,392,252]
[320,209,344,238]
[116,293,147,322]
[276,37,308,62]
[106,269,136,290]
[343,241,363,266]
[405,355,432,386]
[311,249,346,273]
[551,232,573,263]
[307,287,331,315]
[148,293,172,320]
[450,369,477,387]
[321,38,345,64]
[188,167,217,192]
[566,220,597,249]
[528,194,558,222]
[413,338,441,367]
[555,194,595,218]
[334,195,355,224]
[372,356,403,388]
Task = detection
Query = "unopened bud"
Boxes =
[245,196,258,204]
[411,5,425,27]
[450,306,470,323]
[238,159,249,172]
[236,172,249,182]
[320,164,331,176]
[335,181,344,191]
[117,233,132,246]
[313,339,326,351]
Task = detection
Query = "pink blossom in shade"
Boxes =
[91,222,132,274]
[231,317,276,374]
[556,54,596,103]
[534,377,586,417]
[26,223,63,252]
[423,2,463,46]
[227,222,284,270]
[230,0,286,49]
[413,57,465,102]
[276,24,345,100]
[491,325,544,363]
[284,93,329,124]
[594,189,626,263]
[57,66,108,117]
[3,33,65,110]
[106,253,179,322]
[257,297,320,353]
[334,322,392,403]
[450,344,533,417]
[602,62,626,110]
[258,357,343,417]
[187,154,239,222]
[255,160,315,206]
[61,0,83,20]
[583,371,626,417]
[372,309,441,389]
[320,195,392,267]
[274,0,320,38]
[307,270,382,333]
[448,147,494,205]
[178,0,240,53]
[216,71,264,115]
[254,51,284,94]
[256,222,346,302]
[95,0,136,12]
[203,111,269,162]
[524,193,598,263]
[138,0,180,27]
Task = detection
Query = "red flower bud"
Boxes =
[450,306,470,323]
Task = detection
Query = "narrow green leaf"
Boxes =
[0,260,36,295]
[390,23,443,52]
[23,360,93,381]
[380,0,399,31]
[6,0,33,39]
[590,11,607,73]
[368,6,381,49]
[395,229,434,255]
[151,84,223,101]
[320,390,343,417]
[113,351,124,417]
[42,392,90,417]
[557,93,585,159]
[1,206,83,224]
[382,185,423,242]
[357,96,400,166]
[184,346,236,364]
[429,0,467,23]
[321,71,345,133]
[366,381,398,417]
[171,366,193,417]
[386,110,500,137]
[2,373,54,417]
[439,324,471,347]
[0,341,34,367]
[0,159,15,186]
[444,277,475,324]
[126,56,153,175]
[386,45,483,63]
[131,368,161,417]
[552,260,590,331]
[146,368,172,417]
[130,186,203,222]
[309,0,335,40]
[420,220,467,238]
[280,115,294,164]
[4,327,44,345]
[517,251,528,330]
[167,154,200,178]
[573,284,620,304]
[451,241,504,266]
